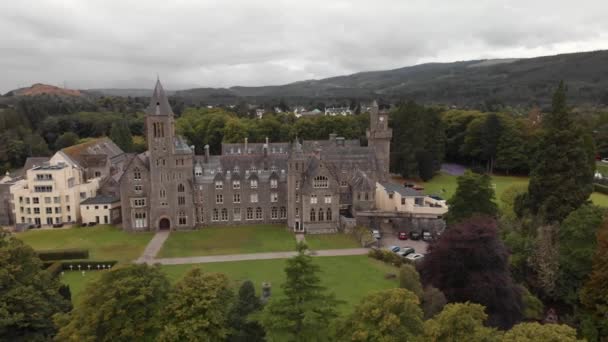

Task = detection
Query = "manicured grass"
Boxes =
[61,255,398,312]
[421,172,608,208]
[591,192,608,207]
[15,225,154,262]
[158,224,297,258]
[304,233,361,250]
[422,172,529,204]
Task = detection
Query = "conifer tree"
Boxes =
[260,242,341,341]
[110,119,133,152]
[445,170,498,225]
[517,82,595,223]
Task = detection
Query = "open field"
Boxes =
[61,255,398,312]
[15,225,154,262]
[304,233,361,250]
[416,172,607,208]
[158,224,297,258]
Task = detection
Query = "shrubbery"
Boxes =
[36,248,89,261]
[368,248,404,267]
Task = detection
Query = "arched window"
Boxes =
[313,176,328,188]
[310,209,316,222]
[133,168,141,181]
[255,207,263,220]
[178,184,185,192]
[326,208,332,221]
[318,209,324,221]
[271,207,278,219]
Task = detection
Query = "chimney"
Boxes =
[204,144,210,163]
[244,137,248,154]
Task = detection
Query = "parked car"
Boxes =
[389,246,401,253]
[405,253,424,262]
[602,158,608,163]
[410,231,421,240]
[398,231,408,240]
[422,231,432,241]
[372,230,381,239]
[397,247,415,257]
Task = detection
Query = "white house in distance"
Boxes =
[80,195,121,225]
[325,106,353,116]
[375,182,448,218]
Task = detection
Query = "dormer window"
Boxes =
[215,180,223,190]
[250,179,258,189]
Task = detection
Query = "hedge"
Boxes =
[43,260,118,277]
[594,183,608,195]
[37,248,89,261]
[368,248,404,267]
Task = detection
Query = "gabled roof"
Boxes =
[146,79,174,116]
[60,137,124,169]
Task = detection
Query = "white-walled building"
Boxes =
[375,182,448,218]
[10,160,99,227]
[80,195,121,225]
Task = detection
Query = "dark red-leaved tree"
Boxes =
[419,215,523,329]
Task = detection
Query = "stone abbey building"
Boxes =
[118,80,392,234]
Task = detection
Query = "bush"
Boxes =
[368,248,403,267]
[594,183,608,195]
[353,226,375,246]
[46,261,63,277]
[36,248,89,261]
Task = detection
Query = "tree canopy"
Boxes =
[445,170,498,225]
[420,216,523,329]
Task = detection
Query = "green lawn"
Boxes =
[304,234,361,250]
[158,224,297,258]
[421,172,607,207]
[61,255,398,312]
[15,225,154,262]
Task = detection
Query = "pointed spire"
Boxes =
[146,78,174,116]
[371,100,379,108]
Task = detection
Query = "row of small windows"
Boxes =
[313,176,329,188]
[308,194,332,204]
[19,196,68,204]
[215,192,279,204]
[211,207,286,222]
[309,208,333,222]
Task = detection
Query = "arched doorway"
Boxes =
[159,218,171,231]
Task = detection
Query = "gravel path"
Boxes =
[136,231,170,263]
[139,248,369,265]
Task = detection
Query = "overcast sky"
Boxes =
[1,0,607,93]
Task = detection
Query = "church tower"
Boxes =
[366,100,392,180]
[145,79,194,230]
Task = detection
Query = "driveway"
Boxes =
[376,221,430,254]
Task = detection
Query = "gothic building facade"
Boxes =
[118,80,392,234]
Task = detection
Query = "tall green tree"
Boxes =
[54,131,79,149]
[260,242,341,341]
[517,82,595,223]
[555,204,604,305]
[445,170,498,225]
[495,119,530,174]
[580,218,608,340]
[110,119,134,152]
[335,288,424,342]
[158,269,234,341]
[0,230,71,341]
[228,281,266,342]
[422,303,498,341]
[55,264,170,341]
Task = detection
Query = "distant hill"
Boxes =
[26,50,608,108]
[5,83,82,97]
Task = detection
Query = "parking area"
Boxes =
[376,221,430,255]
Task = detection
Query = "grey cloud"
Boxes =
[0,0,607,93]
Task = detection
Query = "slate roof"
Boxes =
[380,182,423,197]
[146,79,174,116]
[80,195,120,205]
[60,138,124,169]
